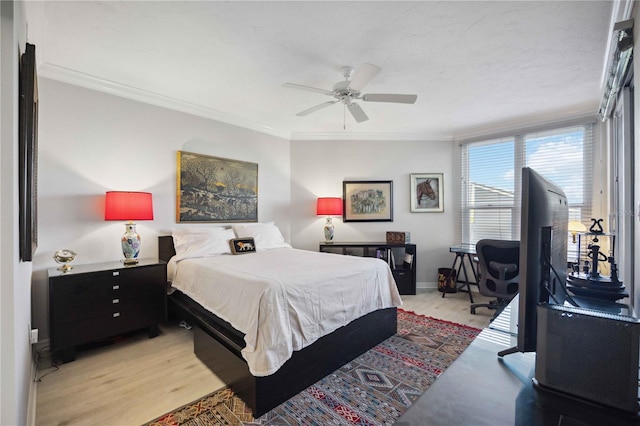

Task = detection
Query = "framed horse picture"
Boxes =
[410,173,444,213]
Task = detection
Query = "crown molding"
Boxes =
[290,131,453,142]
[38,63,291,140]
[41,62,583,144]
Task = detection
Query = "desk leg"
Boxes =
[448,253,475,303]
[467,253,479,284]
[459,259,474,303]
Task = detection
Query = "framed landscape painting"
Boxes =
[410,173,444,212]
[343,180,393,222]
[177,151,258,222]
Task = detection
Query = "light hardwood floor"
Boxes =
[35,288,494,425]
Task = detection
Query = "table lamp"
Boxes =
[568,220,587,244]
[316,197,343,243]
[105,191,154,264]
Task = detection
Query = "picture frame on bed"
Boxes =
[19,43,38,262]
[229,237,256,254]
[410,173,444,213]
[176,151,258,223]
[343,180,393,222]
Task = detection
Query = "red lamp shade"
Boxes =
[316,197,343,216]
[105,191,154,221]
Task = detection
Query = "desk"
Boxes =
[445,244,478,303]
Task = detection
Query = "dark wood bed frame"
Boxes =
[158,235,397,417]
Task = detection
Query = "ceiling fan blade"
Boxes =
[283,83,334,96]
[348,63,381,91]
[362,93,418,104]
[347,102,369,123]
[296,100,338,116]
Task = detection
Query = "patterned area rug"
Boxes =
[144,309,481,426]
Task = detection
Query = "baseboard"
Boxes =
[417,281,437,289]
[26,346,38,426]
[27,379,36,426]
[27,338,51,426]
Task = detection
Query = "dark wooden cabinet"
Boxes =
[48,259,167,362]
[319,242,417,295]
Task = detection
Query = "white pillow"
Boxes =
[232,222,291,251]
[172,227,235,260]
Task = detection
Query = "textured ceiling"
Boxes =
[27,1,613,140]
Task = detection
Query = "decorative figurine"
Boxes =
[53,249,77,272]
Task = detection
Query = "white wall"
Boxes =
[290,139,457,286]
[1,2,36,425]
[32,78,292,340]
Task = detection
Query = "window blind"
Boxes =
[459,122,594,250]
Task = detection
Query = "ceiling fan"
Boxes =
[283,63,417,123]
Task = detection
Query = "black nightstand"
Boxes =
[319,242,417,295]
[48,258,167,363]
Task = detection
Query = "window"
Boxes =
[459,121,594,255]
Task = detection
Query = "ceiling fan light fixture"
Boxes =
[339,66,354,79]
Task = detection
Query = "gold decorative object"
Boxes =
[53,249,76,272]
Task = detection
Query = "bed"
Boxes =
[158,227,401,417]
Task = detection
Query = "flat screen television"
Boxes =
[499,167,569,357]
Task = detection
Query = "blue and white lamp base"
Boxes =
[121,222,141,264]
[324,217,335,243]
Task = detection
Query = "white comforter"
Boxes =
[169,248,402,376]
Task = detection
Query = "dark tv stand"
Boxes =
[398,298,640,425]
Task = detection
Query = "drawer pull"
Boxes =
[112,298,120,304]
[113,271,120,277]
[113,312,120,318]
[112,285,119,290]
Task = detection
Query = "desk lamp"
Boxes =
[316,197,343,243]
[105,191,154,264]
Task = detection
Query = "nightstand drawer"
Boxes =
[53,300,122,325]
[50,273,121,308]
[51,304,165,350]
[51,291,165,324]
[51,281,164,324]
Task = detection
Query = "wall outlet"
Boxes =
[30,329,38,344]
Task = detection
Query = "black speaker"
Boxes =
[535,303,640,413]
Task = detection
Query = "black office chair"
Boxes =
[470,239,520,320]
